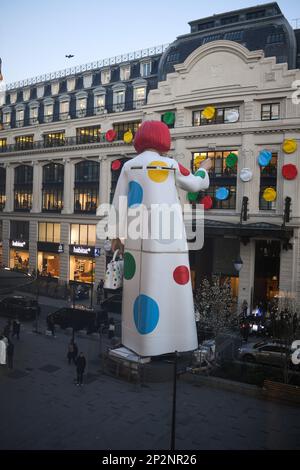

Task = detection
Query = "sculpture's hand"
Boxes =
[111,238,124,254]
[200,158,212,171]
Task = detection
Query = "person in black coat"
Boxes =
[7,340,14,369]
[76,352,86,386]
[12,318,21,340]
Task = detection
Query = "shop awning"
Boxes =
[204,220,294,241]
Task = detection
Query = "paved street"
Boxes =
[0,306,300,450]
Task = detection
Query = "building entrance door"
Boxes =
[253,240,280,310]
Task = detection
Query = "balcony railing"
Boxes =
[0,101,147,131]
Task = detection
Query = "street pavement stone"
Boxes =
[0,310,300,450]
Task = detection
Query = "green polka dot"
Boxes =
[195,169,206,179]
[124,252,136,280]
[187,192,199,202]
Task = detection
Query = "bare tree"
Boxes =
[194,275,236,339]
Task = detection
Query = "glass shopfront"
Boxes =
[70,252,95,284]
[10,240,29,272]
[37,241,63,278]
[37,252,60,278]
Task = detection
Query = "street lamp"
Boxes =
[234,255,243,273]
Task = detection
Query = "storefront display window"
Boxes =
[10,250,29,272]
[37,252,60,278]
[70,256,95,284]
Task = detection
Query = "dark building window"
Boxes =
[14,165,33,211]
[202,34,222,44]
[221,15,239,25]
[193,107,239,126]
[42,163,64,212]
[192,150,238,210]
[197,21,215,31]
[10,220,29,240]
[259,153,277,211]
[224,31,244,41]
[0,167,6,210]
[267,33,285,44]
[246,10,265,20]
[74,161,99,213]
[76,126,101,144]
[15,135,34,150]
[43,132,65,147]
[113,121,141,140]
[261,103,280,120]
[110,157,131,203]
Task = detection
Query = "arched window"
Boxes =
[74,161,99,213]
[14,165,33,211]
[42,162,64,212]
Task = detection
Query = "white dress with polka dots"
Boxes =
[112,150,209,357]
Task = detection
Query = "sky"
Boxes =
[0,0,299,85]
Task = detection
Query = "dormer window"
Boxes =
[16,105,25,127]
[10,92,17,104]
[59,95,70,120]
[140,61,151,77]
[23,88,30,102]
[29,101,39,125]
[44,98,54,123]
[101,69,111,85]
[37,85,45,99]
[51,81,60,95]
[76,92,87,118]
[120,65,131,81]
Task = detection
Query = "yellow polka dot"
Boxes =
[147,161,169,183]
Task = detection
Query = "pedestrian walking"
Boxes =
[75,352,86,386]
[67,340,78,364]
[12,318,21,340]
[96,279,104,304]
[47,317,56,337]
[3,320,11,339]
[7,340,14,369]
[108,318,115,340]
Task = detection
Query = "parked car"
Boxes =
[47,306,98,333]
[0,295,40,321]
[238,340,299,369]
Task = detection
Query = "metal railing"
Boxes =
[0,100,147,132]
[6,44,169,91]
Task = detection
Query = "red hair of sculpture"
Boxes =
[133,121,171,154]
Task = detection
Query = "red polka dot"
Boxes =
[200,195,213,210]
[178,163,190,176]
[282,164,298,180]
[173,266,190,285]
[106,129,117,142]
[112,160,121,171]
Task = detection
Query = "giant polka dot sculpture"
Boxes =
[148,161,169,183]
[133,294,159,335]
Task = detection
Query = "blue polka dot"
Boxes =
[128,181,143,208]
[133,294,159,335]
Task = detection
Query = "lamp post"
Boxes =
[170,350,178,451]
[233,255,243,273]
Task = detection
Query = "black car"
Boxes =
[0,295,40,321]
[47,306,98,333]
